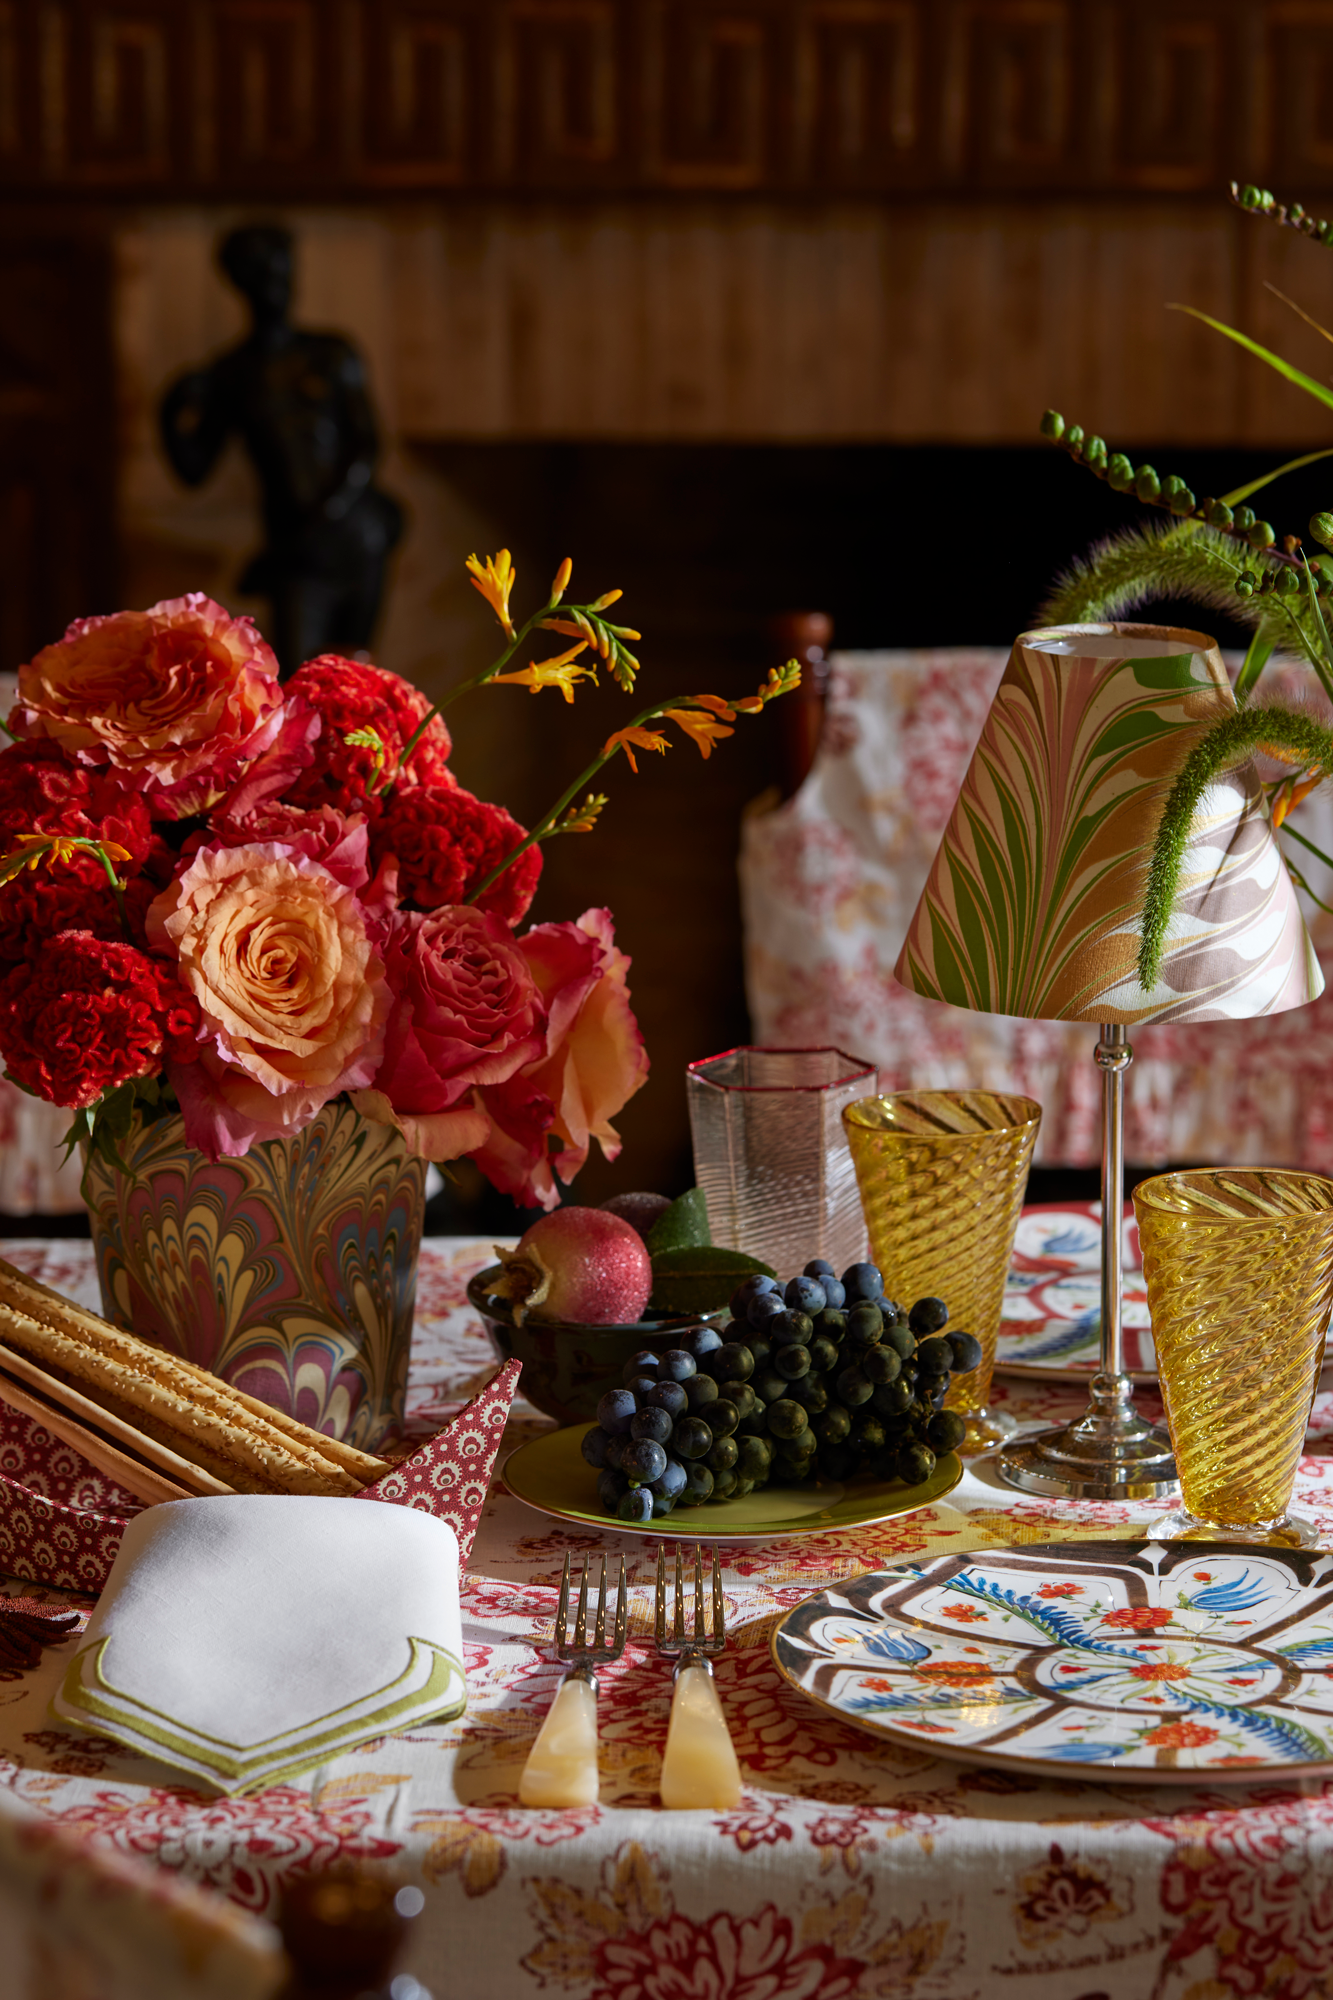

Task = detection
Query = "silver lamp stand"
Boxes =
[997,1024,1180,1501]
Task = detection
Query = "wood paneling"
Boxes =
[8,0,1333,199]
[374,199,1333,444]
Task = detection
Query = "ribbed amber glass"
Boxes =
[1133,1170,1333,1532]
[843,1091,1041,1453]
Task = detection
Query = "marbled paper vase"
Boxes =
[81,1099,425,1451]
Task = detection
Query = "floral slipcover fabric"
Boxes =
[5,1239,1333,1999]
[741,650,1333,1168]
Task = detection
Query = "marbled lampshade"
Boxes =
[894,623,1321,1025]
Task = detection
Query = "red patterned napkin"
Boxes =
[354,1358,521,1567]
[0,1597,82,1668]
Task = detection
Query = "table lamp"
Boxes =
[893,622,1323,1500]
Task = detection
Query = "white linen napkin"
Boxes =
[51,1495,464,1795]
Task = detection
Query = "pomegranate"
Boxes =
[488,1206,653,1326]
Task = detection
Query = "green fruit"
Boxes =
[792,1375,828,1413]
[644,1186,711,1255]
[916,1336,953,1378]
[852,1414,886,1454]
[711,1467,737,1499]
[873,1378,913,1416]
[884,1320,915,1359]
[707,1436,739,1473]
[808,1336,840,1373]
[775,1343,811,1380]
[862,1346,901,1385]
[813,1309,846,1344]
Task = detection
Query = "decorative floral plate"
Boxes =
[995,1203,1333,1382]
[772,1540,1333,1781]
[501,1423,962,1542]
[995,1202,1154,1381]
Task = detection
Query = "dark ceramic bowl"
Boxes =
[467,1267,726,1424]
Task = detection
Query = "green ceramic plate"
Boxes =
[501,1423,963,1542]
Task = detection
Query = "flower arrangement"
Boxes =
[0,554,796,1210]
[1034,180,1333,990]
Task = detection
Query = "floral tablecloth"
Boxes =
[5,1237,1333,2000]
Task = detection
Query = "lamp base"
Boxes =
[997,1371,1180,1502]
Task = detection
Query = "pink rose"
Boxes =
[351,906,546,1161]
[471,908,648,1209]
[147,842,389,1159]
[14,595,286,819]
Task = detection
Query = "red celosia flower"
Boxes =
[283,656,454,813]
[0,932,201,1108]
[0,740,152,856]
[370,785,541,924]
[0,864,161,974]
[0,741,163,971]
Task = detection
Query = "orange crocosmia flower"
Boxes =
[492,643,597,704]
[940,1605,986,1623]
[690,694,738,719]
[666,708,735,759]
[1102,1606,1173,1630]
[604,726,670,773]
[1143,1720,1218,1749]
[1128,1660,1191,1682]
[466,549,517,637]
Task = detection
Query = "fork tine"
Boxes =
[673,1545,686,1643]
[655,1545,667,1646]
[693,1545,706,1643]
[593,1555,608,1648]
[574,1557,589,1649]
[712,1549,726,1654]
[614,1555,628,1653]
[555,1550,571,1649]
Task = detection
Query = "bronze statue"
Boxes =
[160,224,403,677]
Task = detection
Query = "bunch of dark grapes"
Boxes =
[584,1257,981,1523]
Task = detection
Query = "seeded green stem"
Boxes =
[1139,707,1333,990]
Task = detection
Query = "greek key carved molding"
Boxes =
[2,0,1329,197]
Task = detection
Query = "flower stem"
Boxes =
[465,691,710,904]
[397,600,562,772]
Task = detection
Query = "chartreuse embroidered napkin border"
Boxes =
[54,1634,465,1796]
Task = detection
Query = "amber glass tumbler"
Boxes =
[843,1090,1041,1454]
[1133,1169,1333,1546]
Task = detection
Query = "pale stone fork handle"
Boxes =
[660,1660,743,1810]
[518,1665,600,1808]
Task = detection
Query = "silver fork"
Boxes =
[654,1545,743,1810]
[519,1552,626,1808]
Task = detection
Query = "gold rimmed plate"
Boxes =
[501,1423,962,1542]
[772,1541,1333,1782]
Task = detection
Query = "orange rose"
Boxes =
[15,595,285,819]
[147,841,390,1158]
[470,908,649,1209]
